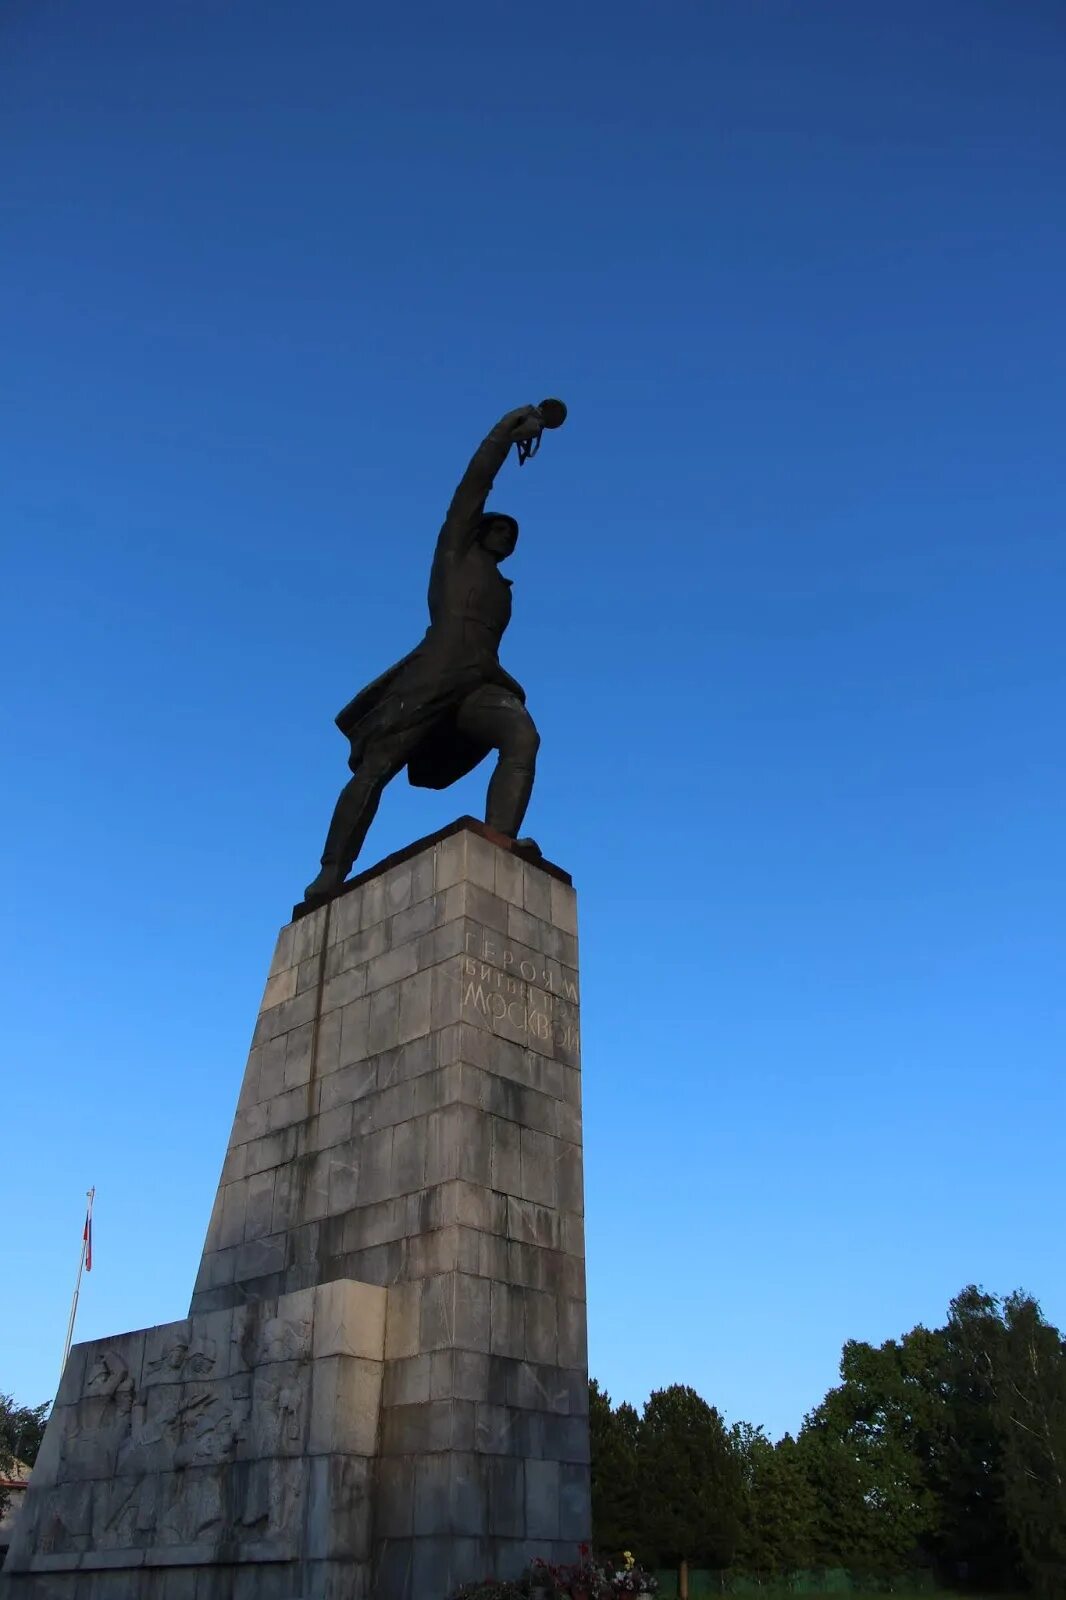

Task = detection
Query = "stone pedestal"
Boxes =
[2,820,590,1600]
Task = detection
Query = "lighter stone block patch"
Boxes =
[312,1280,387,1363]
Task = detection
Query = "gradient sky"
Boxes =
[2,1,1064,1440]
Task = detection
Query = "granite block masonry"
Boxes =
[2,819,590,1600]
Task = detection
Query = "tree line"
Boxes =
[590,1287,1065,1596]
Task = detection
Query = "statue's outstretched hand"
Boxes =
[498,404,544,442]
[498,398,567,464]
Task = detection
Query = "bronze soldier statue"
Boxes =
[303,399,567,907]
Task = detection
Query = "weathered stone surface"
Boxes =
[309,1355,382,1455]
[1,1280,383,1596]
[2,823,589,1600]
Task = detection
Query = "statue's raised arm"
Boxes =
[435,401,567,563]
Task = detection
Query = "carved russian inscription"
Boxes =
[458,925,580,1059]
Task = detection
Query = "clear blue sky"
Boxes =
[2,1,1063,1441]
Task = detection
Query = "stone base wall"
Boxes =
[1,1281,386,1599]
[1,821,590,1600]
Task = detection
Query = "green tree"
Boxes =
[930,1287,1020,1588]
[734,1425,816,1576]
[996,1292,1066,1598]
[0,1394,50,1519]
[589,1380,641,1558]
[796,1284,1062,1589]
[637,1384,744,1582]
[798,1332,940,1572]
[944,1288,1066,1597]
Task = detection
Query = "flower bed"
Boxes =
[449,1545,658,1600]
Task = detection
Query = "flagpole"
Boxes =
[61,1187,94,1380]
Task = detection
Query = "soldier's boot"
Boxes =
[302,773,384,906]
